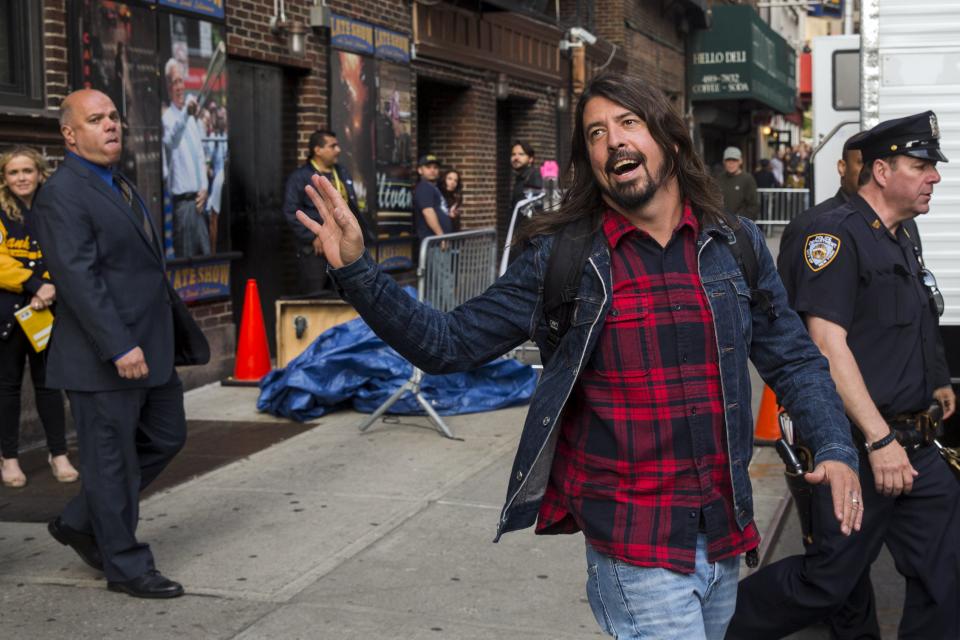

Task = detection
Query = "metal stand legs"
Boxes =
[357,367,455,439]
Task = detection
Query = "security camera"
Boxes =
[568,27,597,46]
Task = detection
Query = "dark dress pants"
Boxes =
[0,327,66,458]
[728,445,960,640]
[296,248,329,297]
[60,372,186,582]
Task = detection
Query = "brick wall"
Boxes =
[43,0,69,111]
[414,61,499,231]
[226,0,411,165]
[593,0,626,45]
[622,1,687,99]
[413,60,560,238]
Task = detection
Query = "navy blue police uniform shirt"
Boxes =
[413,180,452,240]
[777,189,848,308]
[792,194,942,417]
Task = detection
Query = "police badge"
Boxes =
[804,233,841,272]
[930,113,940,139]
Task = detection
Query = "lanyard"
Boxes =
[310,160,348,202]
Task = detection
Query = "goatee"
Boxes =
[602,153,668,210]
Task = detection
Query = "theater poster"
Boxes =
[374,60,414,270]
[158,13,228,260]
[73,1,162,227]
[330,49,377,235]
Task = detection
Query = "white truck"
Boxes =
[811,0,960,403]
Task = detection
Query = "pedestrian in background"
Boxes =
[282,128,370,297]
[440,168,463,232]
[37,89,187,599]
[0,146,76,488]
[769,151,785,187]
[753,158,779,188]
[296,73,862,640]
[412,153,451,245]
[509,140,543,215]
[716,146,759,220]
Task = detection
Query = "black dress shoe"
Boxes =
[108,570,184,599]
[48,518,103,571]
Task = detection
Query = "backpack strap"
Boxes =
[543,215,595,352]
[727,224,778,321]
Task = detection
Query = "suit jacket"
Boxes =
[33,154,174,391]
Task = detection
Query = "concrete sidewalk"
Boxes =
[0,382,790,640]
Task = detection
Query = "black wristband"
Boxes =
[865,431,897,453]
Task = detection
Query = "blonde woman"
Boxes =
[0,146,77,487]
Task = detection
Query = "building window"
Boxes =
[0,0,44,109]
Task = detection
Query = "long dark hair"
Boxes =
[440,168,463,207]
[517,74,729,244]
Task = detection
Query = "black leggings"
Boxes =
[0,326,66,459]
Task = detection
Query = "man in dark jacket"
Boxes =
[509,140,543,215]
[282,129,372,297]
[753,158,780,188]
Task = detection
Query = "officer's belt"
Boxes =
[172,191,198,204]
[885,404,943,450]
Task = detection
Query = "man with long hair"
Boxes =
[509,140,543,216]
[294,74,861,639]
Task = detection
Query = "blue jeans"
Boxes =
[585,536,740,639]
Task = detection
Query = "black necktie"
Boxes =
[114,175,153,241]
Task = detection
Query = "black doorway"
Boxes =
[227,60,298,356]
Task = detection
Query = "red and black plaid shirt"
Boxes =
[536,205,759,573]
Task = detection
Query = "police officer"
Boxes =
[729,111,959,639]
[777,131,864,306]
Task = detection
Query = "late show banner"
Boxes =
[159,13,228,259]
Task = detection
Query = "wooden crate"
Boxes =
[275,299,359,368]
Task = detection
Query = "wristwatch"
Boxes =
[865,431,897,453]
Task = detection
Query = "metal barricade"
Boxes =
[499,192,546,275]
[358,228,498,439]
[756,188,810,235]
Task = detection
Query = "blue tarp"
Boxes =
[257,294,538,423]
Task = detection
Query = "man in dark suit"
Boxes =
[34,89,185,599]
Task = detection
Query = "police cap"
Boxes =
[849,111,949,164]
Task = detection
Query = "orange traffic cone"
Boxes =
[224,279,271,385]
[754,385,781,445]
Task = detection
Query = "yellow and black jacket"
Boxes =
[0,201,51,340]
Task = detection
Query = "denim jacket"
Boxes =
[329,217,858,541]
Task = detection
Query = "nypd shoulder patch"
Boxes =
[804,233,841,272]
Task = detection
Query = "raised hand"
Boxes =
[295,174,365,269]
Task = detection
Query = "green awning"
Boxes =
[687,5,796,114]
